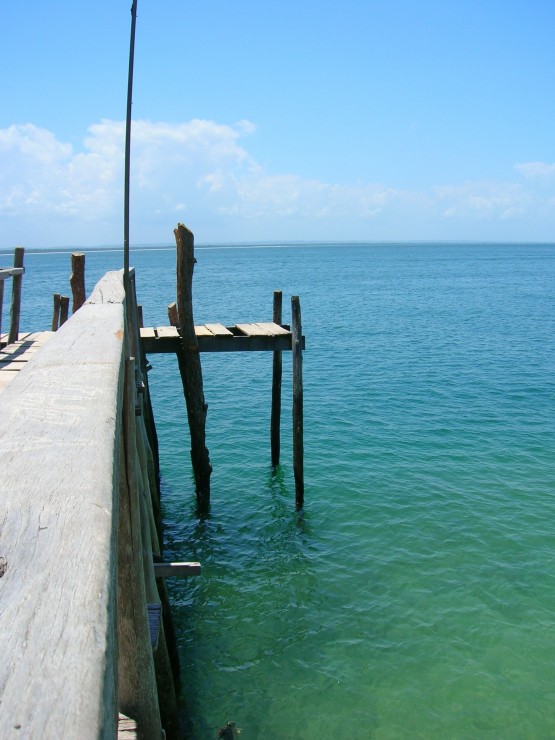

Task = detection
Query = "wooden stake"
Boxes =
[174,223,212,510]
[70,252,86,313]
[60,295,70,326]
[8,247,24,344]
[291,295,304,508]
[271,290,283,467]
[52,293,61,331]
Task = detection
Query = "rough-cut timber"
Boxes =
[0,271,127,737]
[174,223,212,509]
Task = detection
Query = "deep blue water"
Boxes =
[8,242,555,738]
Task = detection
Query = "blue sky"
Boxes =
[1,0,554,247]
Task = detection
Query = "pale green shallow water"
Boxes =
[12,243,555,738]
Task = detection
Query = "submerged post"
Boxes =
[70,252,86,313]
[174,223,212,510]
[8,247,24,344]
[271,290,283,467]
[291,295,304,508]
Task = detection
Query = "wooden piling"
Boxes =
[291,295,304,508]
[52,293,61,331]
[271,290,283,467]
[8,246,24,344]
[70,252,86,313]
[60,295,70,326]
[174,223,212,510]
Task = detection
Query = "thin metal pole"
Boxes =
[124,0,138,291]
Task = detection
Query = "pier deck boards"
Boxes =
[141,322,304,353]
[0,331,54,392]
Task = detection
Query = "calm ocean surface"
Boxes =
[9,242,555,738]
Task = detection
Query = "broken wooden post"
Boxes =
[174,223,212,510]
[291,295,304,508]
[70,252,86,313]
[51,293,61,331]
[8,246,24,344]
[271,290,283,467]
[60,295,70,326]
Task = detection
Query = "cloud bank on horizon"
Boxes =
[1,118,554,247]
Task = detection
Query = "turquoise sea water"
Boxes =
[10,243,555,738]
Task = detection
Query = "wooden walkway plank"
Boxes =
[236,322,273,336]
[204,323,233,336]
[156,325,180,339]
[254,322,290,336]
[194,325,214,337]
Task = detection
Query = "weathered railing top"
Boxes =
[0,270,127,737]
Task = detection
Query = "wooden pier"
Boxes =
[0,232,306,737]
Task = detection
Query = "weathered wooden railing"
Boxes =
[0,270,183,739]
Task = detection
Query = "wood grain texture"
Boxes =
[0,272,126,738]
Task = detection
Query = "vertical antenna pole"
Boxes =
[124,0,138,294]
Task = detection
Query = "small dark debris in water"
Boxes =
[0,557,7,578]
[218,721,241,738]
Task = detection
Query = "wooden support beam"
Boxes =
[175,223,212,511]
[271,290,283,467]
[291,295,304,508]
[8,247,24,344]
[154,562,202,578]
[70,252,86,313]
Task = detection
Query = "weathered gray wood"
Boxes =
[194,325,214,337]
[271,291,283,468]
[0,271,127,737]
[236,322,276,336]
[256,321,290,335]
[291,295,304,508]
[70,252,86,313]
[175,223,212,509]
[204,323,233,336]
[8,247,24,344]
[156,325,180,339]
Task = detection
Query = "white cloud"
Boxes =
[515,161,555,180]
[0,119,554,245]
[434,182,531,220]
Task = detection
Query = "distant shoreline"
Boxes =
[2,240,554,256]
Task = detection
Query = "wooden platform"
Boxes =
[0,332,54,392]
[141,322,305,353]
